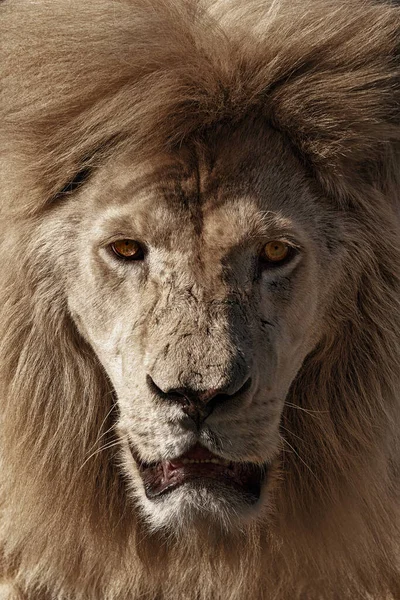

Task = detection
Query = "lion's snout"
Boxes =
[143,299,254,424]
[146,373,252,426]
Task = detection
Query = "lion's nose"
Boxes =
[146,375,252,427]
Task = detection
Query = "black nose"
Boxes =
[146,375,252,427]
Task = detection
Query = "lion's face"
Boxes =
[59,125,343,531]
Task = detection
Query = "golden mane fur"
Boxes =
[1,0,400,598]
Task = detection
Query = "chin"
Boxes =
[125,442,271,534]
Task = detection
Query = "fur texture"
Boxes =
[1,0,400,598]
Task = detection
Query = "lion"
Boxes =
[0,0,399,598]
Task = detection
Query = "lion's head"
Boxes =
[64,123,335,532]
[1,0,400,598]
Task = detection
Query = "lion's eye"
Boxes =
[110,239,144,260]
[261,241,291,264]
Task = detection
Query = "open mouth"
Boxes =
[132,443,267,501]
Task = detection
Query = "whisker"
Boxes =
[84,400,118,459]
[280,424,313,449]
[281,435,320,483]
[79,433,130,471]
[284,401,328,416]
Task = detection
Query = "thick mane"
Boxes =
[1,1,400,598]
[1,0,399,210]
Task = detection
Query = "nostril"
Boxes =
[146,374,167,398]
[206,377,252,412]
[146,374,213,427]
[146,374,204,411]
[146,374,252,409]
[146,375,194,411]
[146,374,252,427]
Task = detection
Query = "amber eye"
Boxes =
[261,241,290,264]
[110,239,144,260]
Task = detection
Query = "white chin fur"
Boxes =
[132,480,263,535]
[119,439,267,535]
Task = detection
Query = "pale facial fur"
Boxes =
[50,126,342,531]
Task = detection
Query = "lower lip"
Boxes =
[132,447,267,501]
